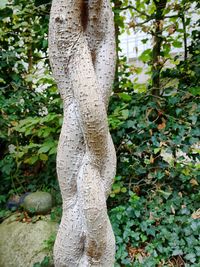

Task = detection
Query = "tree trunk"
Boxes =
[112,0,121,86]
[152,0,167,96]
[48,0,116,266]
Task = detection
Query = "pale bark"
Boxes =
[48,0,116,266]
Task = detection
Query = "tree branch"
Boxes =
[120,5,150,18]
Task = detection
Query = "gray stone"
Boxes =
[0,214,58,267]
[23,191,53,215]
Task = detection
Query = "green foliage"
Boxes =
[108,8,200,264]
[114,0,200,94]
[0,0,200,266]
[110,191,200,266]
[0,0,61,199]
[32,224,56,267]
[43,233,56,252]
[109,89,199,198]
[33,256,51,267]
[162,18,200,92]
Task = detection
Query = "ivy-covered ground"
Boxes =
[0,0,200,266]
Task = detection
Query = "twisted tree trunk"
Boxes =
[48,0,116,266]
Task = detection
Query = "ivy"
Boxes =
[110,192,200,266]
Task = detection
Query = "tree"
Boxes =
[112,0,199,95]
[49,0,116,266]
[0,0,199,265]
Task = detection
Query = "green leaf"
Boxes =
[41,256,50,266]
[154,147,161,154]
[38,146,50,154]
[172,40,182,48]
[126,120,135,129]
[189,87,200,96]
[39,154,48,161]
[121,187,127,193]
[172,248,183,256]
[49,147,57,155]
[38,141,55,154]
[185,253,196,263]
[118,93,132,102]
[139,49,152,62]
[24,156,39,165]
[121,109,129,120]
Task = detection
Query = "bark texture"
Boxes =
[48,0,116,266]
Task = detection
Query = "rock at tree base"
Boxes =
[0,214,58,267]
[23,191,53,215]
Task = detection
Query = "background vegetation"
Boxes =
[0,0,199,266]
